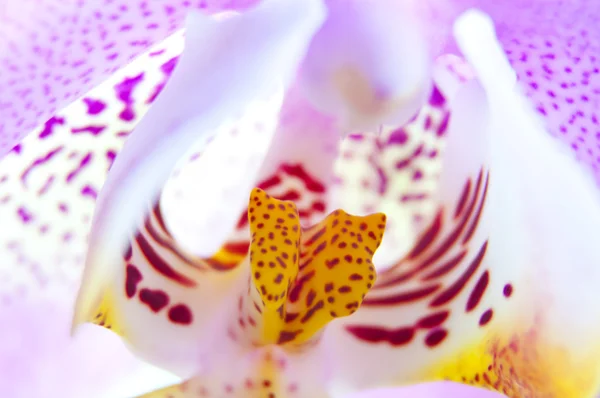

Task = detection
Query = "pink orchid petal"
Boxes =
[0,0,261,157]
[422,0,600,180]
[0,32,186,397]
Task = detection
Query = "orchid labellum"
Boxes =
[1,0,600,397]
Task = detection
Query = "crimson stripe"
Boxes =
[454,179,472,219]
[363,284,440,306]
[429,241,488,307]
[465,270,489,312]
[144,215,208,272]
[281,163,326,193]
[152,201,169,235]
[135,232,197,287]
[411,169,484,273]
[421,250,467,281]
[374,267,420,289]
[346,325,415,346]
[407,210,443,259]
[462,173,490,244]
[257,174,282,191]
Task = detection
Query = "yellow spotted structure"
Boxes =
[247,188,386,346]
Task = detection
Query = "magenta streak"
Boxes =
[11,144,22,154]
[81,185,98,200]
[20,146,64,188]
[115,73,145,121]
[17,206,34,223]
[106,150,117,171]
[66,152,93,183]
[71,125,106,136]
[82,98,107,115]
[38,116,65,139]
[37,175,55,196]
[146,57,180,104]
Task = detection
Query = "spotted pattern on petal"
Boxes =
[333,83,452,265]
[0,0,261,156]
[347,167,492,349]
[501,8,600,178]
[0,37,183,303]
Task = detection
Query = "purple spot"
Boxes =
[17,206,34,223]
[81,185,97,199]
[39,116,66,139]
[71,125,106,136]
[21,146,64,187]
[83,98,107,115]
[114,73,144,122]
[66,152,93,183]
[387,128,408,145]
[429,86,446,107]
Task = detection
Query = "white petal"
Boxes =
[74,0,326,328]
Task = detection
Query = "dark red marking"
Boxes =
[304,226,326,247]
[257,175,283,191]
[125,264,143,298]
[462,173,490,244]
[281,163,326,193]
[300,300,324,323]
[466,270,490,312]
[168,304,193,325]
[425,328,448,347]
[288,270,316,303]
[222,241,250,256]
[363,284,440,306]
[373,267,419,289]
[417,311,450,329]
[144,211,208,272]
[421,250,467,281]
[277,330,302,344]
[454,179,472,219]
[278,190,301,201]
[312,201,326,212]
[346,325,415,346]
[429,241,488,308]
[152,201,169,234]
[407,211,443,259]
[503,284,513,298]
[479,309,493,326]
[135,233,197,287]
[123,244,132,261]
[139,288,169,312]
[410,169,484,274]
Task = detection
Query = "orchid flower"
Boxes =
[1,0,599,397]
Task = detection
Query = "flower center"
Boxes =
[240,188,386,346]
